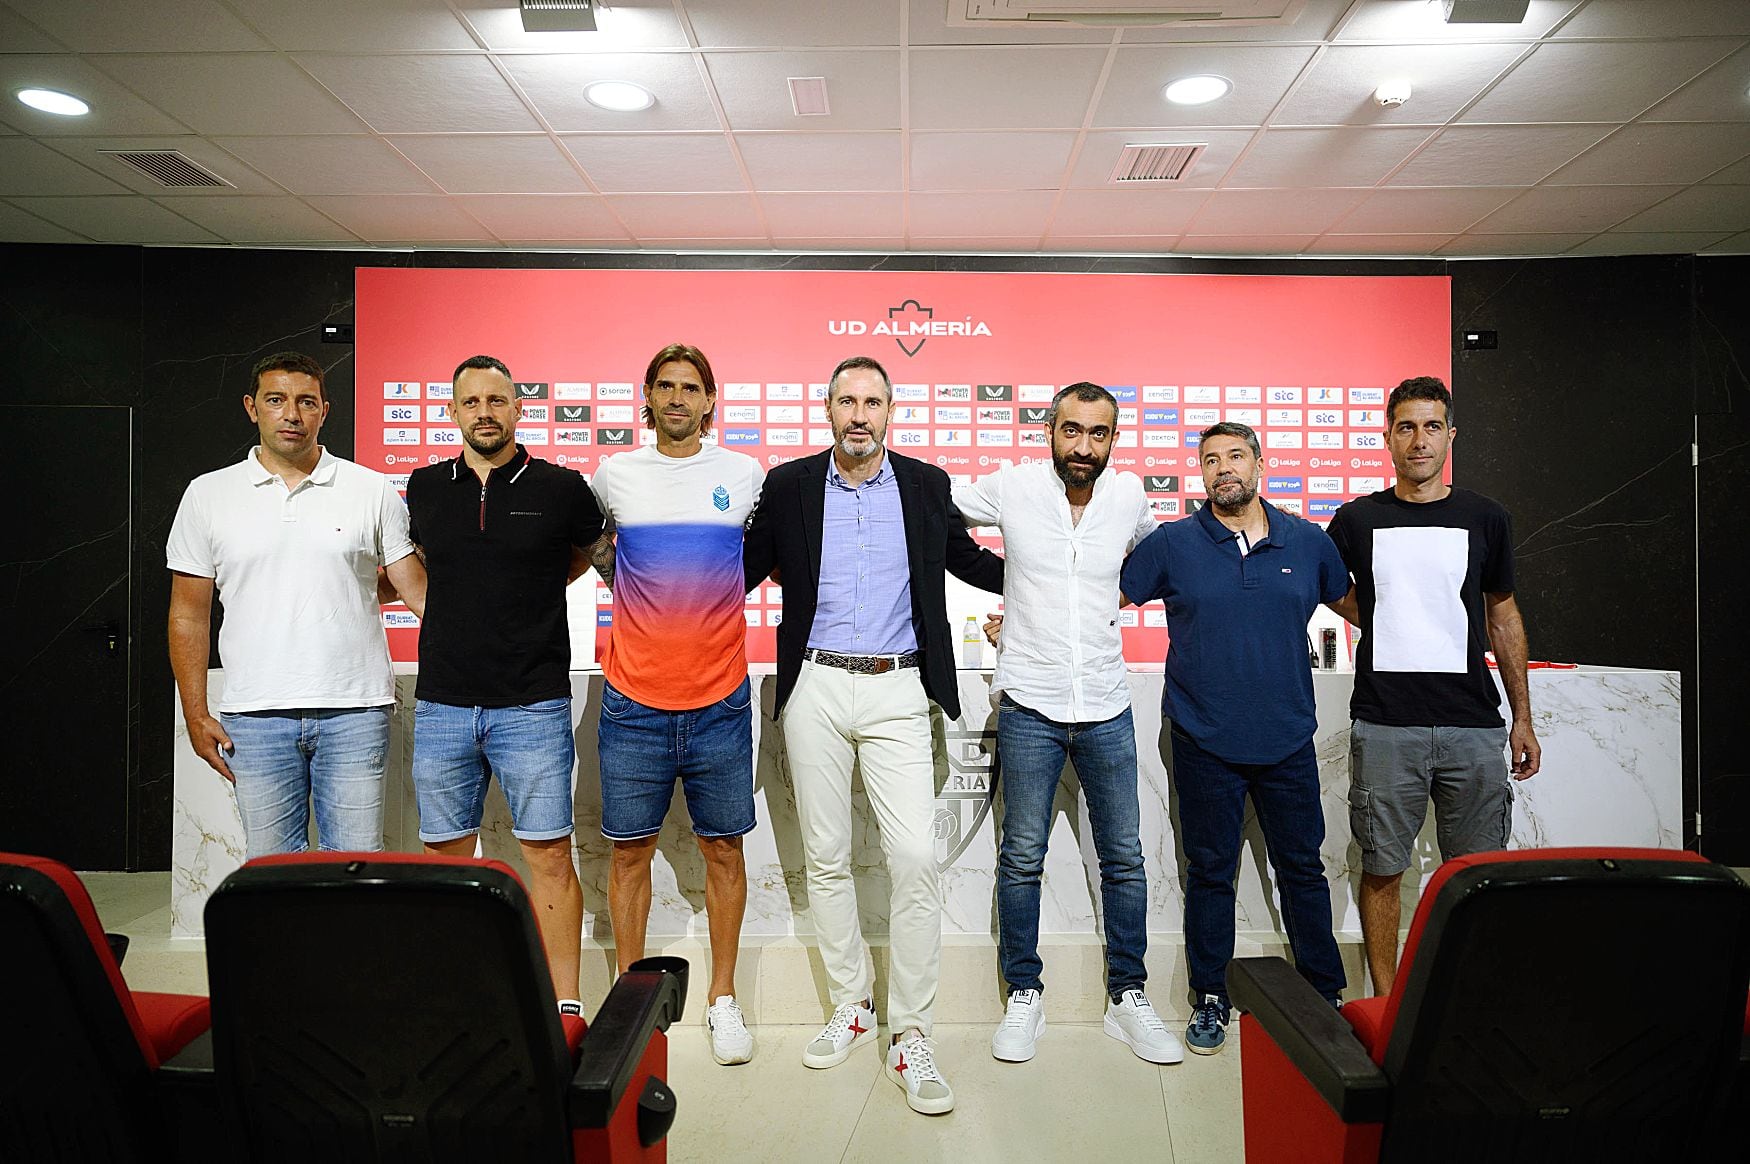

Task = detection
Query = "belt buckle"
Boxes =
[869,657,894,675]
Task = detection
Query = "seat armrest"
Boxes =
[105,932,130,965]
[1229,957,1392,1123]
[156,1027,215,1081]
[567,960,687,1128]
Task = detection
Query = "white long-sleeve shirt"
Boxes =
[953,461,1156,724]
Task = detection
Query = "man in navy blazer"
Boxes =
[743,355,1002,1115]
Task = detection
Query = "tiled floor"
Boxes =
[85,872,1243,1163]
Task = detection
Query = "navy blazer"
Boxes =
[742,448,1004,719]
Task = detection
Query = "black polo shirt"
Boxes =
[406,446,604,707]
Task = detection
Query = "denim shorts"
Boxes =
[596,678,756,842]
[412,697,577,843]
[220,705,390,859]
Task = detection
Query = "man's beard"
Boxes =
[1209,473,1258,512]
[464,424,512,456]
[1053,450,1107,488]
[835,426,880,458]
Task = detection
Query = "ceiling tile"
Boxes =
[0,56,190,136]
[905,0,1115,46]
[1333,186,1521,232]
[1642,45,1750,122]
[213,135,436,195]
[561,134,745,193]
[1545,123,1750,186]
[760,193,904,237]
[0,6,68,52]
[910,190,1058,236]
[603,192,765,237]
[1305,234,1453,255]
[686,1,900,47]
[1557,0,1750,38]
[449,195,629,241]
[770,238,907,250]
[1702,229,1750,253]
[735,133,901,192]
[908,237,1042,251]
[1461,40,1741,123]
[1436,233,1597,256]
[1095,45,1319,130]
[40,136,283,195]
[1051,188,1212,234]
[1188,188,1367,234]
[389,135,587,194]
[1336,0,1583,43]
[461,1,689,51]
[1224,126,1435,187]
[227,0,478,51]
[1563,230,1735,256]
[909,131,1078,191]
[1613,184,1750,232]
[303,195,496,241]
[911,46,1108,131]
[1706,156,1750,183]
[1274,42,1526,127]
[1387,125,1612,186]
[0,138,128,196]
[0,199,85,242]
[1067,129,1255,189]
[3,0,266,51]
[1175,235,1317,255]
[1042,235,1181,251]
[1120,0,1353,42]
[94,54,365,136]
[706,50,901,131]
[500,53,720,132]
[1471,185,1686,232]
[4,195,222,242]
[296,55,538,133]
[151,196,361,243]
[637,237,768,249]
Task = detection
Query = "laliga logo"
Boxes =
[827,298,993,358]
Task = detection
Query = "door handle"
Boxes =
[82,621,121,654]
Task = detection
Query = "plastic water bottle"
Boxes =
[962,615,984,669]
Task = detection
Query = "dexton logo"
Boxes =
[827,298,993,359]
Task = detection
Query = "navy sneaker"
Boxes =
[1186,993,1229,1055]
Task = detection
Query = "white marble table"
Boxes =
[173,666,1681,943]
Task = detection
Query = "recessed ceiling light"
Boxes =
[583,80,654,112]
[1162,76,1231,107]
[17,88,90,116]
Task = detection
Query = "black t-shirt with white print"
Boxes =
[1326,487,1514,728]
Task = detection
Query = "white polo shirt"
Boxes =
[953,461,1156,724]
[166,448,415,713]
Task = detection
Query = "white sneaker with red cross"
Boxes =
[886,1031,955,1115]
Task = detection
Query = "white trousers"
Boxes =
[781,660,941,1034]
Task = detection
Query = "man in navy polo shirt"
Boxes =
[1119,421,1351,1056]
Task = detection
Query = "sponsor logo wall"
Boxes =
[357,269,1451,663]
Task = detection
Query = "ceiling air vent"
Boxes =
[788,77,831,117]
[953,0,1304,28]
[101,150,233,189]
[1111,143,1206,183]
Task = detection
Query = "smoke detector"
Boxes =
[1373,81,1412,108]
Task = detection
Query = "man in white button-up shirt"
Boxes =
[953,382,1182,1067]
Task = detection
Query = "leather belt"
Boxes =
[804,648,921,675]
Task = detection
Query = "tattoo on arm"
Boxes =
[588,534,617,591]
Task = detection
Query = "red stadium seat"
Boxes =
[1229,847,1750,1163]
[186,852,684,1163]
[0,850,211,1162]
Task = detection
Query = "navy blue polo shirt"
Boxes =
[1120,501,1349,765]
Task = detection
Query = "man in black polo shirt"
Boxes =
[406,354,604,1010]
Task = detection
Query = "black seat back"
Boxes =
[204,855,573,1164]
[1381,855,1750,1163]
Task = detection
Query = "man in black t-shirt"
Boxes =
[1327,376,1541,996]
[405,354,605,1012]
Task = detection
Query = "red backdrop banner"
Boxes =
[355,267,1452,664]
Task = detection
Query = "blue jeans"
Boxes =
[596,678,755,841]
[996,697,1148,998]
[220,706,390,859]
[1170,725,1345,1010]
[412,698,577,843]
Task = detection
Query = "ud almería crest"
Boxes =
[932,727,997,871]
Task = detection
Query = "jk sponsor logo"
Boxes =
[937,430,971,446]
[383,427,420,445]
[384,381,419,399]
[1143,386,1180,403]
[1349,409,1382,427]
[555,382,591,399]
[557,405,591,423]
[893,406,929,424]
[426,405,451,422]
[1308,387,1343,404]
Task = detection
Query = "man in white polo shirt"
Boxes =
[954,382,1182,1066]
[167,351,427,858]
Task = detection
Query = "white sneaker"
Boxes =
[1104,988,1185,1064]
[990,988,1045,1062]
[886,1032,955,1115]
[706,995,754,1066]
[802,999,878,1069]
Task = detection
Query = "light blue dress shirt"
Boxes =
[807,456,918,654]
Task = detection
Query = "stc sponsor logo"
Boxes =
[597,382,635,401]
[1309,476,1342,493]
[557,405,591,423]
[385,381,420,399]
[1349,432,1385,450]
[1266,386,1301,403]
[555,428,592,445]
[724,405,762,424]
[1018,384,1055,402]
[978,384,1014,402]
[1143,385,1179,403]
[1309,408,1343,427]
[827,298,994,358]
[977,406,1013,424]
[385,404,420,423]
[514,382,549,399]
[1144,475,1180,492]
[937,383,973,401]
[1143,408,1180,426]
[1267,477,1304,492]
[600,428,637,446]
[554,382,591,399]
[428,429,461,445]
[1350,387,1385,405]
[1308,499,1342,517]
[892,429,930,447]
[1019,407,1050,425]
[893,383,930,402]
[722,383,760,401]
[520,405,549,423]
[427,382,453,399]
[1225,386,1261,404]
